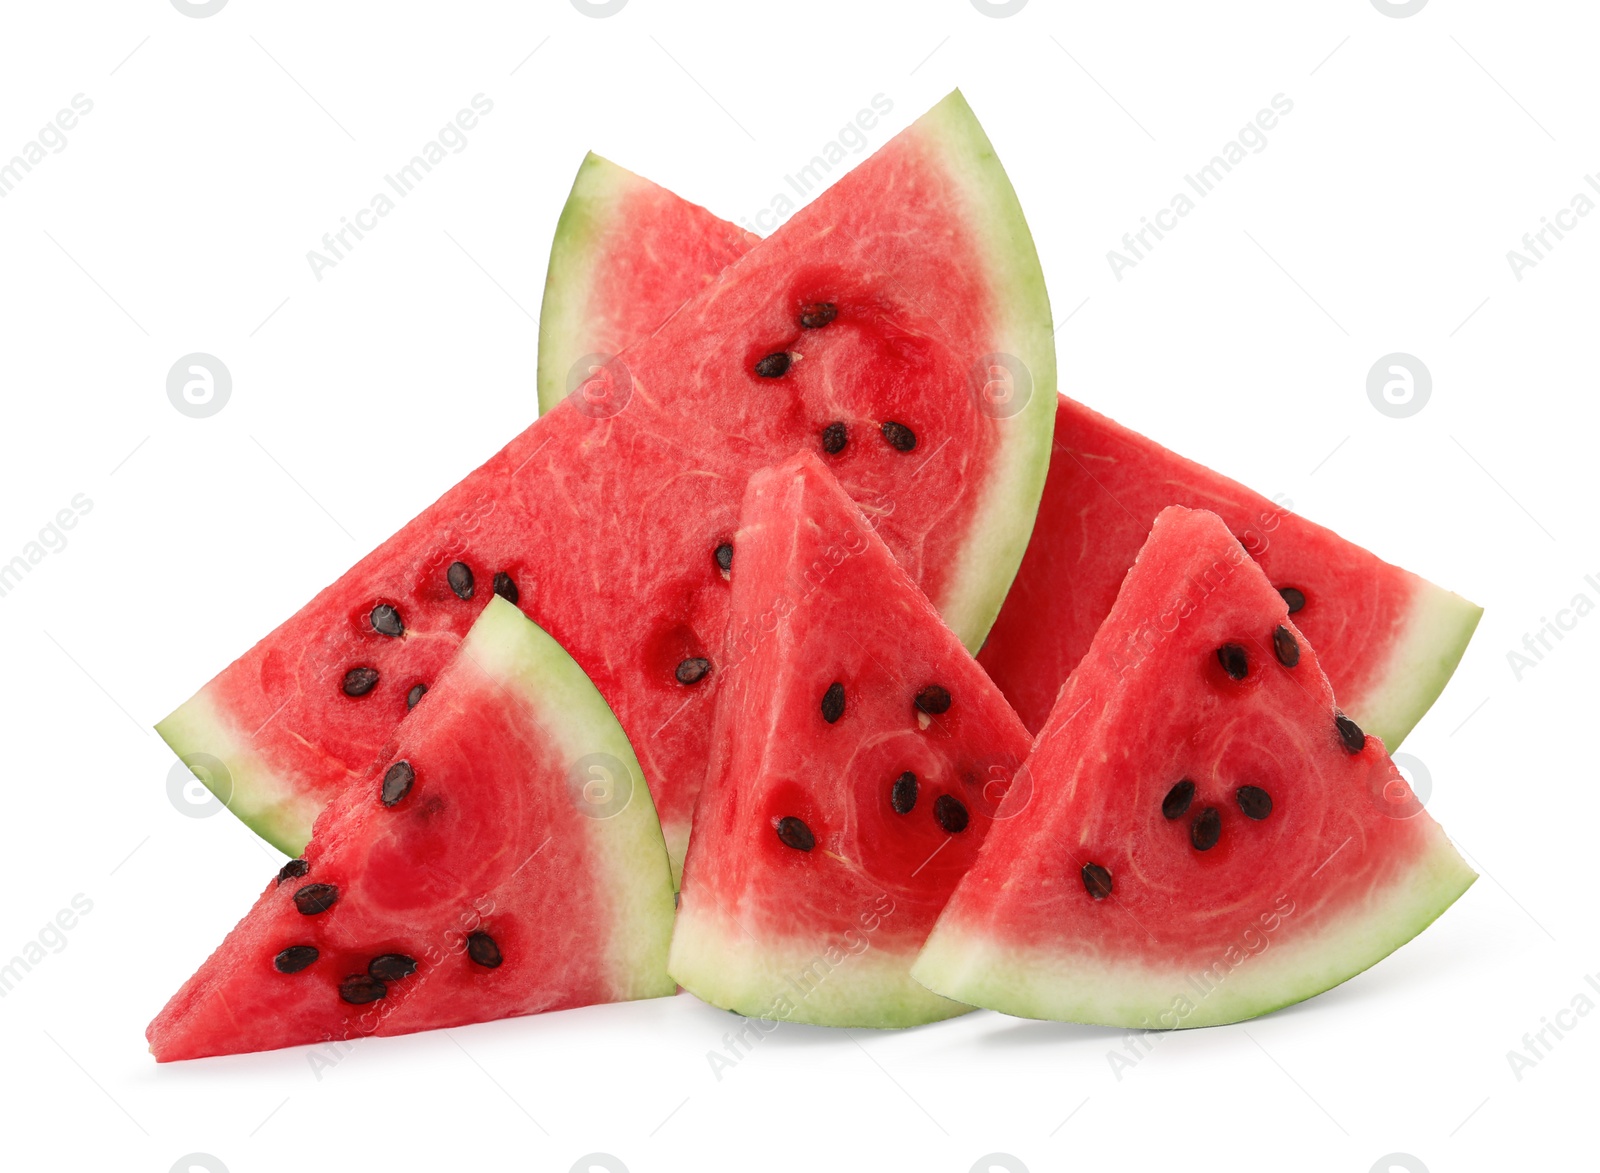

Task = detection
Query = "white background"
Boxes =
[0,1,1592,1170]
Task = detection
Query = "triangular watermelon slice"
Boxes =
[535,174,1479,749]
[977,400,1482,743]
[912,506,1476,1028]
[669,451,1034,1027]
[148,598,676,1061]
[157,91,1058,875]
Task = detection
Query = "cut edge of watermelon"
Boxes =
[670,905,971,1029]
[1355,579,1483,749]
[457,597,678,992]
[889,90,1057,648]
[155,696,317,858]
[912,826,1476,1029]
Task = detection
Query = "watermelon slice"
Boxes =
[977,398,1482,743]
[536,153,758,413]
[912,506,1476,1029]
[669,452,1034,1027]
[148,597,676,1061]
[535,178,1479,748]
[157,91,1058,873]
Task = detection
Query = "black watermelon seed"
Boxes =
[821,681,846,724]
[367,953,417,982]
[754,352,791,378]
[714,544,734,572]
[339,974,386,1005]
[914,685,952,716]
[492,572,519,604]
[406,683,428,709]
[891,771,918,814]
[1278,586,1306,614]
[466,931,502,968]
[934,794,969,834]
[293,883,339,916]
[276,858,309,885]
[1216,644,1249,681]
[273,945,318,974]
[447,561,474,600]
[1236,785,1273,820]
[1162,780,1195,820]
[1272,625,1300,668]
[1190,807,1221,851]
[342,666,380,697]
[799,302,838,329]
[381,761,415,807]
[1335,713,1366,754]
[370,604,404,638]
[676,658,711,685]
[821,422,848,455]
[1081,863,1114,900]
[775,816,815,852]
[881,421,917,452]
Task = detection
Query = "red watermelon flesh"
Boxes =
[535,180,1479,750]
[912,506,1476,1028]
[536,153,758,412]
[669,452,1034,1027]
[978,398,1481,743]
[156,91,1058,875]
[148,598,676,1062]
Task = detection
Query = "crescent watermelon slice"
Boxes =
[669,452,1034,1027]
[149,598,676,1061]
[911,506,1476,1028]
[157,91,1058,875]
[536,175,1479,749]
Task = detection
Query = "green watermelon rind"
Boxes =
[156,696,320,858]
[1354,579,1483,750]
[669,906,972,1029]
[459,597,678,997]
[912,91,1057,651]
[910,831,1476,1029]
[535,151,637,417]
